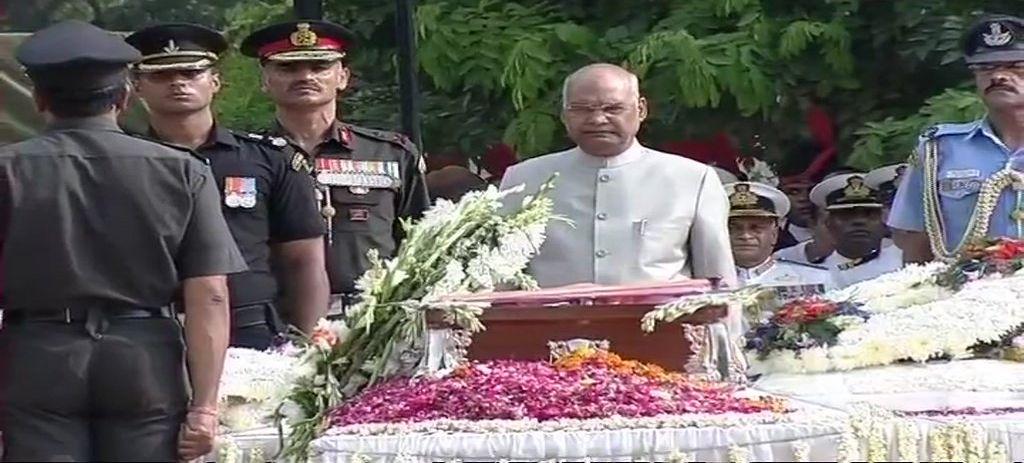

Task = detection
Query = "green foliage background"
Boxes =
[7,0,1006,170]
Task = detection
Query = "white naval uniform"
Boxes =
[499,140,738,289]
[786,223,814,243]
[821,244,903,288]
[773,240,813,264]
[774,238,896,265]
[736,257,836,294]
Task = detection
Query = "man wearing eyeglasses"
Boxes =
[499,64,739,378]
[890,15,1024,262]
[501,63,736,289]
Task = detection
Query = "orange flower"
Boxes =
[310,327,338,350]
[553,348,714,388]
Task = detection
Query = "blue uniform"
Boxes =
[888,119,1024,247]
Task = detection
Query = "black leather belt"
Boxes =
[3,306,174,324]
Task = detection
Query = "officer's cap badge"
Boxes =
[729,184,759,208]
[290,23,318,48]
[983,22,1013,47]
[162,39,180,54]
[842,176,872,200]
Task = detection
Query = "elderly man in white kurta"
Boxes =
[499,63,740,380]
[500,64,737,289]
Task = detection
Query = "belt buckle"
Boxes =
[63,308,71,324]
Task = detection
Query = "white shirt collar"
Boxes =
[574,138,645,168]
[736,256,775,282]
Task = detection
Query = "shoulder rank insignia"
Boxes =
[906,148,920,168]
[776,258,827,271]
[268,136,288,147]
[340,125,353,146]
[246,133,265,141]
[920,125,939,140]
[290,151,312,174]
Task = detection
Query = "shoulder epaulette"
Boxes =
[920,121,980,140]
[777,258,828,271]
[347,124,417,154]
[238,130,290,149]
[241,131,309,173]
[127,132,209,165]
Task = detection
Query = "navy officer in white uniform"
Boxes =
[809,173,903,287]
[726,181,835,300]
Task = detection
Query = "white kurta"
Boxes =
[499,140,737,289]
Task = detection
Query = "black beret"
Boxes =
[964,15,1024,64]
[126,23,228,72]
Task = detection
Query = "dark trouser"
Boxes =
[0,310,187,462]
[230,302,282,350]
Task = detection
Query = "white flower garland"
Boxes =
[642,287,766,332]
[791,441,810,462]
[751,274,1024,374]
[323,411,839,437]
[827,262,946,312]
[218,348,299,431]
[754,359,1024,397]
[727,445,751,463]
[324,407,1016,463]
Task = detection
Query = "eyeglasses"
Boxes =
[968,61,1024,73]
[563,102,636,117]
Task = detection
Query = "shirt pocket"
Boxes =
[331,187,393,232]
[636,219,689,266]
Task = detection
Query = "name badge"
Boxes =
[938,175,982,198]
[315,158,401,191]
[224,177,257,209]
[943,169,981,179]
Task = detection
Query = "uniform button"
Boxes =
[596,249,608,258]
[599,174,611,183]
[597,212,608,220]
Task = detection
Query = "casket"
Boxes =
[467,302,726,371]
[438,279,729,372]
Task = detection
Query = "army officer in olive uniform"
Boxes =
[127,23,329,348]
[240,20,430,314]
[0,20,245,461]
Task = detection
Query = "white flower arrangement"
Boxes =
[755,359,1024,396]
[827,262,948,313]
[218,347,299,431]
[750,262,1024,374]
[278,179,560,459]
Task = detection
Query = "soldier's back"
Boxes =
[0,119,211,309]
